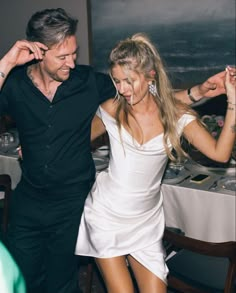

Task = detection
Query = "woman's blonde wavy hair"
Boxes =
[109,33,199,161]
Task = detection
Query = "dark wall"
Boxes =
[194,94,227,117]
[0,0,90,64]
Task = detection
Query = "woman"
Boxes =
[75,33,236,292]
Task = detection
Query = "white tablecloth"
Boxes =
[162,183,236,242]
[1,153,235,243]
[0,154,21,190]
[0,152,108,190]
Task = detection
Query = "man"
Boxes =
[0,7,232,293]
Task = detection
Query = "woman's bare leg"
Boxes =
[127,255,167,293]
[95,256,135,293]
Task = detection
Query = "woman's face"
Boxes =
[111,65,150,105]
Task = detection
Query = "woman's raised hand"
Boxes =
[225,65,236,103]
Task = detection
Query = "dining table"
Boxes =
[0,152,21,190]
[0,148,235,243]
[161,159,236,243]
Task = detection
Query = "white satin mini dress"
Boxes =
[75,106,195,283]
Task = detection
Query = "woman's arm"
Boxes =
[91,99,116,142]
[175,68,236,105]
[183,68,236,162]
[91,114,106,142]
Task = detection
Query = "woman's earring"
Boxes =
[149,81,158,96]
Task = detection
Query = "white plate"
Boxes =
[93,145,110,157]
[217,178,236,192]
[0,147,19,157]
[185,159,236,176]
[92,154,109,171]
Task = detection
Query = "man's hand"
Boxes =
[0,40,48,89]
[193,66,236,99]
[1,40,48,68]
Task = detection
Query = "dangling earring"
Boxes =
[149,81,158,96]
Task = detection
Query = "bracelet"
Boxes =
[227,106,235,111]
[187,88,198,103]
[0,71,5,78]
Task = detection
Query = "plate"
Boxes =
[93,145,110,157]
[184,158,236,176]
[217,178,236,192]
[0,145,20,157]
[92,154,109,171]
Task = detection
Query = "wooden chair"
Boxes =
[0,174,12,239]
[163,228,236,293]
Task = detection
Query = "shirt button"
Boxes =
[49,105,53,109]
[48,124,52,128]
[46,145,50,149]
[44,164,48,169]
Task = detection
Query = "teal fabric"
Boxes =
[0,241,26,293]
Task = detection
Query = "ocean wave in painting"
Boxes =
[91,19,235,88]
[167,65,225,73]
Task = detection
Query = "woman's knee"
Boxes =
[95,256,135,293]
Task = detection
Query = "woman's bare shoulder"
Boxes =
[176,102,197,120]
[101,98,118,117]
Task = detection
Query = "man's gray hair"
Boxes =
[26,8,78,47]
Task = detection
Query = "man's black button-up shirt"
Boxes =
[0,65,115,192]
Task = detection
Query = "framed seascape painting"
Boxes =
[88,0,235,96]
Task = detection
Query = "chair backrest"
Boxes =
[0,174,12,237]
[163,228,236,293]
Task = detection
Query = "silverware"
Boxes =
[208,177,224,190]
[208,180,218,190]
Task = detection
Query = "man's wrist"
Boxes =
[0,56,14,79]
[187,88,198,103]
